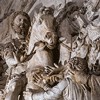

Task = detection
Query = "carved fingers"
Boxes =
[45,75,63,86]
[45,65,56,74]
[32,73,43,83]
[44,64,60,75]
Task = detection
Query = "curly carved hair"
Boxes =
[68,57,89,73]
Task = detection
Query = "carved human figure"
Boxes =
[63,57,100,100]
[3,11,31,73]
[63,57,91,100]
[24,58,89,100]
[86,8,100,68]
[24,67,66,100]
[58,2,88,65]
[1,11,31,100]
[24,57,100,100]
[71,28,90,59]
[27,6,57,70]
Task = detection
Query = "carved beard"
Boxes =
[17,32,26,41]
[12,24,28,41]
[12,23,28,35]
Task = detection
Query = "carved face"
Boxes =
[12,14,30,40]
[67,57,88,73]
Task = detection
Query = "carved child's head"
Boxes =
[67,57,89,74]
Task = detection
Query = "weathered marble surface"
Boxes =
[0,0,100,100]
